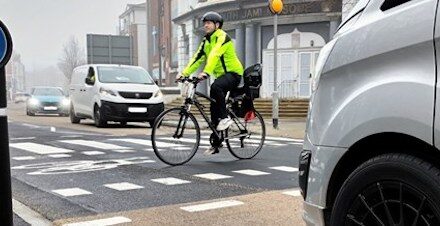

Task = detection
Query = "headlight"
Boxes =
[29,98,39,106]
[99,88,117,96]
[154,90,163,98]
[62,98,70,106]
[312,38,338,93]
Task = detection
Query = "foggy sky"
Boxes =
[0,0,145,72]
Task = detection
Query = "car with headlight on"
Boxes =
[69,64,164,127]
[301,0,440,225]
[26,87,70,116]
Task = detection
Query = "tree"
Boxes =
[57,36,86,84]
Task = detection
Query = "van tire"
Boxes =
[70,104,81,124]
[330,153,440,225]
[94,105,107,128]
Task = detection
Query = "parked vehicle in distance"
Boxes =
[13,92,30,103]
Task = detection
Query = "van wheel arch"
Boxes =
[325,132,440,222]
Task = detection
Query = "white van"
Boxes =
[69,64,164,127]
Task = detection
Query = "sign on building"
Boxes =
[87,34,133,65]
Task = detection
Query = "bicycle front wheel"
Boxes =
[151,108,200,166]
[225,110,265,159]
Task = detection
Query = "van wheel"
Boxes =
[94,105,107,128]
[330,153,440,226]
[26,109,34,116]
[70,104,81,124]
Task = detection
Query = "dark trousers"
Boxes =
[210,73,241,127]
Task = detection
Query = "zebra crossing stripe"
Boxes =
[264,136,304,143]
[52,188,92,197]
[10,143,74,155]
[282,190,302,197]
[60,140,130,150]
[157,137,211,146]
[269,166,299,172]
[63,217,132,226]
[180,200,244,212]
[110,138,183,148]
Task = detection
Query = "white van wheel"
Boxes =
[70,104,80,124]
[94,105,107,128]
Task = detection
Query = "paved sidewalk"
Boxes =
[264,119,306,139]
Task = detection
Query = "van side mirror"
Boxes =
[155,80,159,85]
[85,77,94,85]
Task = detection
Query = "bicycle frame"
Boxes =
[176,78,248,144]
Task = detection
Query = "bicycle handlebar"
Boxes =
[175,76,206,84]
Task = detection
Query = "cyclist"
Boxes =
[177,11,244,155]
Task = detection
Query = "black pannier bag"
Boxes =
[243,63,262,99]
[231,64,262,118]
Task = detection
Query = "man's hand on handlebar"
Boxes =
[197,72,208,80]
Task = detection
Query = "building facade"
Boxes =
[119,3,148,70]
[172,0,343,98]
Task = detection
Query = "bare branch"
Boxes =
[57,36,86,83]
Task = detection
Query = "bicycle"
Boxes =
[151,69,265,166]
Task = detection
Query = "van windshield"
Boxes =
[97,66,155,84]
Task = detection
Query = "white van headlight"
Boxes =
[154,90,163,98]
[312,38,338,93]
[99,88,117,96]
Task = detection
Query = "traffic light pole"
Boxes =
[0,20,13,226]
[272,13,279,129]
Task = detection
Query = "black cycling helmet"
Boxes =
[201,11,223,28]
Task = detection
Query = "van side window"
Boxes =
[380,0,412,11]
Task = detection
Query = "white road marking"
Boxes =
[104,182,144,191]
[193,173,233,180]
[151,177,191,185]
[232,169,271,176]
[82,151,105,156]
[63,216,132,226]
[48,154,72,158]
[52,188,92,197]
[12,156,36,161]
[112,149,136,153]
[60,140,130,150]
[265,136,304,143]
[21,123,41,128]
[10,143,74,155]
[157,137,210,146]
[180,200,244,212]
[50,127,56,132]
[269,166,299,172]
[10,137,36,141]
[60,135,83,138]
[203,135,284,146]
[112,138,183,148]
[12,199,52,226]
[282,190,302,197]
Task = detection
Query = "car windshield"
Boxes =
[97,66,155,84]
[32,88,64,96]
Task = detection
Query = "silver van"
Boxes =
[69,64,164,127]
[301,0,440,225]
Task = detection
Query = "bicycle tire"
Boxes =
[225,110,265,159]
[151,108,200,166]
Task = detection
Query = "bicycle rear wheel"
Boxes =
[151,108,200,166]
[225,110,265,159]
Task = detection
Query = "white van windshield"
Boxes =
[97,66,155,84]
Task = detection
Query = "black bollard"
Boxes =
[0,19,14,226]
